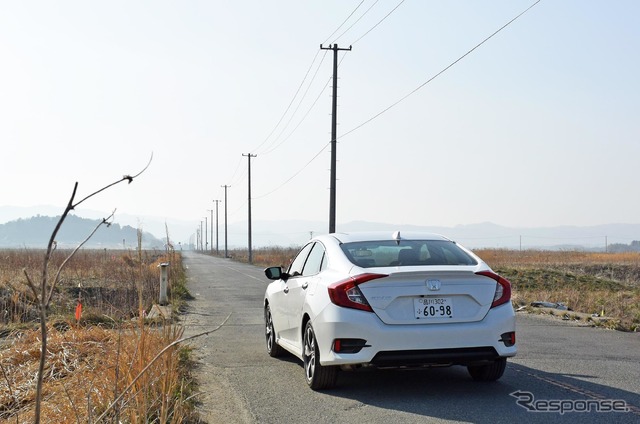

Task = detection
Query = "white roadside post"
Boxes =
[158,262,169,305]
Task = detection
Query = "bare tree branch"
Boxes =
[22,269,40,301]
[45,211,116,307]
[29,155,152,424]
[40,183,78,310]
[73,152,153,209]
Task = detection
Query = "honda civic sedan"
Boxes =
[263,231,516,389]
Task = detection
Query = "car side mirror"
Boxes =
[264,266,289,281]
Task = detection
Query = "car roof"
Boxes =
[328,231,452,244]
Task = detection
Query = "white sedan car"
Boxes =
[263,231,516,390]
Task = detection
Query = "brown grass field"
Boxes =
[1,247,639,422]
[0,249,197,423]
[474,249,640,330]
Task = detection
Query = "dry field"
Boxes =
[4,247,637,422]
[0,249,197,423]
[231,247,640,332]
[477,249,640,331]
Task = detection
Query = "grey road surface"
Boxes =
[181,251,640,424]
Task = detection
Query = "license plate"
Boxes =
[414,297,453,319]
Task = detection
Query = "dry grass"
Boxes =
[0,249,184,327]
[476,249,640,331]
[0,249,197,423]
[0,322,196,423]
[230,247,299,269]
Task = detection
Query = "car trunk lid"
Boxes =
[357,269,497,324]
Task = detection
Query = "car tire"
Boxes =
[467,358,507,381]
[265,305,285,357]
[302,321,338,390]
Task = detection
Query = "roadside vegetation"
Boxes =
[3,243,638,421]
[228,247,640,332]
[0,248,198,423]
[0,157,204,423]
[476,249,640,332]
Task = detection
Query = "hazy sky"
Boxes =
[2,1,639,237]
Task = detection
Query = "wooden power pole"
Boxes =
[320,43,351,234]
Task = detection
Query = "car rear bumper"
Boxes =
[311,303,517,367]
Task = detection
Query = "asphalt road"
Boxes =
[181,251,640,424]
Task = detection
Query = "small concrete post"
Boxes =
[158,262,169,305]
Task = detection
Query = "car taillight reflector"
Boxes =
[328,273,388,312]
[333,338,368,353]
[476,271,512,308]
[500,332,516,347]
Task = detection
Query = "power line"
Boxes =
[254,142,330,199]
[322,0,367,44]
[332,0,380,44]
[261,56,334,155]
[351,0,405,45]
[251,50,322,154]
[254,1,542,204]
[226,157,245,186]
[340,0,542,139]
[257,49,331,155]
[251,0,371,155]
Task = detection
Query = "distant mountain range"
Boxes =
[2,205,640,250]
[0,214,164,249]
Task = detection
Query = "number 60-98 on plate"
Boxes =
[414,297,454,319]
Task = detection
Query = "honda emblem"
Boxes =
[427,279,441,291]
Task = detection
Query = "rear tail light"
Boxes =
[475,271,512,308]
[328,273,388,312]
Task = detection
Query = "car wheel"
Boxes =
[302,321,338,390]
[467,358,507,381]
[265,305,284,357]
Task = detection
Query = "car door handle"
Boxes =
[302,282,309,289]
[283,287,289,294]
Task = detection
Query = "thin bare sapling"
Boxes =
[21,156,151,424]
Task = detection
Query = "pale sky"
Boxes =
[2,1,639,241]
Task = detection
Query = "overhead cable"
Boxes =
[351,0,405,45]
[251,0,370,156]
[332,0,380,44]
[340,0,542,139]
[254,142,330,199]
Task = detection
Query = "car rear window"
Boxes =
[340,240,478,268]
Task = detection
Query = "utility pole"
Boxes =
[519,235,522,252]
[203,216,208,252]
[213,199,220,254]
[243,153,257,264]
[320,43,351,233]
[221,185,230,258]
[207,209,214,252]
